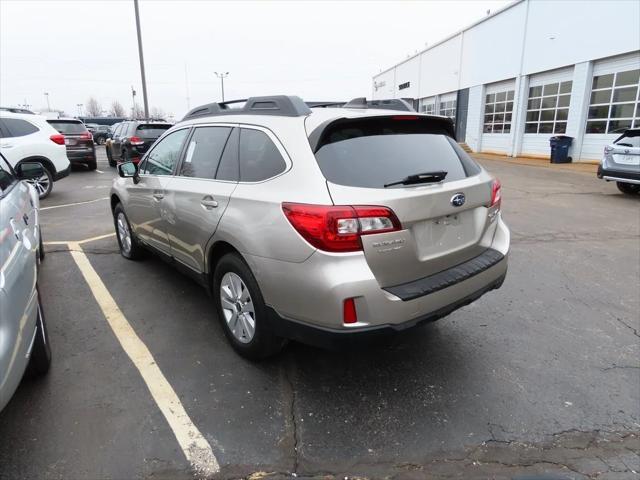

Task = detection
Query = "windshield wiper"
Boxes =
[384,171,447,188]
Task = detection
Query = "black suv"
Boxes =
[106,121,172,167]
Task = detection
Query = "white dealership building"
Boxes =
[371,0,640,162]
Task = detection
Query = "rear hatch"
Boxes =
[47,120,93,151]
[607,130,640,173]
[311,115,496,287]
[134,124,172,153]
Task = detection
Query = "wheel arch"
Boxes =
[17,156,56,176]
[110,193,121,212]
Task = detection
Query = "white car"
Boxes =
[0,110,71,198]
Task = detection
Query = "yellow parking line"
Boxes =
[67,242,219,476]
[40,197,109,211]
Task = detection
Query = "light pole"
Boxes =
[77,104,83,117]
[131,86,137,118]
[44,92,50,111]
[214,72,229,102]
[133,0,149,118]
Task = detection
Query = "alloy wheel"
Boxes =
[116,212,132,255]
[26,173,50,198]
[220,272,256,343]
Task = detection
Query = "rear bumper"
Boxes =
[598,165,640,184]
[67,149,96,164]
[247,216,510,342]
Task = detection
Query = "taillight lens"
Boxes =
[80,131,93,140]
[282,203,402,252]
[130,136,144,146]
[488,179,502,221]
[50,134,65,145]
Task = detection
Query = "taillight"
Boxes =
[50,134,65,145]
[130,136,144,146]
[281,203,402,252]
[80,131,93,140]
[490,179,502,208]
[604,145,613,154]
[488,179,501,221]
[343,298,358,324]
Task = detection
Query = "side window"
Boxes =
[180,127,232,179]
[215,127,240,182]
[238,128,287,182]
[140,129,189,176]
[2,118,39,137]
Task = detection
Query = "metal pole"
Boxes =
[131,86,136,118]
[221,76,225,102]
[44,92,50,111]
[133,0,149,118]
[214,72,229,102]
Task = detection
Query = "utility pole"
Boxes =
[133,0,149,118]
[214,72,229,102]
[77,104,83,117]
[184,63,191,110]
[131,86,137,118]
[44,92,50,111]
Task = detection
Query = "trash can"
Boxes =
[549,135,573,163]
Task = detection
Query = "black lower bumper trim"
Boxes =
[53,165,71,181]
[266,272,506,350]
[598,166,640,182]
[384,248,505,301]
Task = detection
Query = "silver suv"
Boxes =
[110,96,510,359]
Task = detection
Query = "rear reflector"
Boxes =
[50,134,65,145]
[343,298,357,324]
[282,203,401,252]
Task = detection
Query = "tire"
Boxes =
[113,203,144,260]
[38,226,45,262]
[213,253,284,360]
[122,148,130,164]
[27,289,52,377]
[25,162,53,199]
[87,159,97,170]
[97,136,106,145]
[106,146,116,167]
[617,182,640,195]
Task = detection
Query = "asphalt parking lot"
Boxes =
[0,147,638,480]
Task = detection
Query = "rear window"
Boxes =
[314,117,480,188]
[614,132,640,148]
[48,120,87,134]
[136,124,172,137]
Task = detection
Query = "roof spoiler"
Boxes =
[343,97,416,112]
[182,95,311,121]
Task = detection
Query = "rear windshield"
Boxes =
[314,117,480,188]
[614,132,640,148]
[136,124,172,137]
[48,120,87,134]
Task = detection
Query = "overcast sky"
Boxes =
[1,0,511,119]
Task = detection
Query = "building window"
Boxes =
[398,81,410,90]
[586,68,640,134]
[421,103,435,115]
[524,81,572,134]
[483,90,514,133]
[439,99,456,122]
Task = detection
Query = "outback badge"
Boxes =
[450,192,466,207]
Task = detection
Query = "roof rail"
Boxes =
[182,95,311,121]
[343,97,416,112]
[305,101,346,108]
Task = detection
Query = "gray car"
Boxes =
[0,153,51,412]
[110,96,510,359]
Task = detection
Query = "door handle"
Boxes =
[9,218,21,240]
[152,191,164,201]
[0,143,13,148]
[201,197,218,209]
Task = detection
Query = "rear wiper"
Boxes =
[384,171,447,188]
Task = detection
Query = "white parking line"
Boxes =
[41,197,109,211]
[67,241,220,477]
[95,169,105,174]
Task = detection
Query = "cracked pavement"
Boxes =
[0,149,638,479]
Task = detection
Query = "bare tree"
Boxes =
[110,100,126,117]
[132,102,145,119]
[85,97,102,117]
[150,106,165,119]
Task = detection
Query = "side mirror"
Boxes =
[16,162,44,180]
[117,162,139,183]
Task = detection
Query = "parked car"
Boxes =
[47,119,97,170]
[110,96,509,359]
[0,153,51,413]
[0,111,71,198]
[85,122,99,134]
[597,128,640,195]
[105,121,172,167]
[92,125,111,145]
